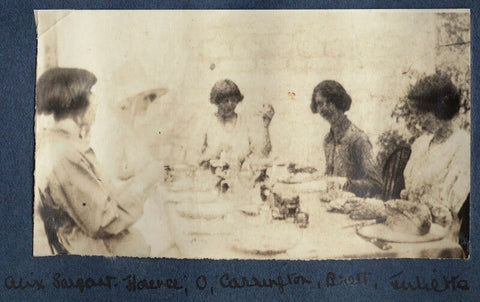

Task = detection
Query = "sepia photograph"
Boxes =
[33,10,470,259]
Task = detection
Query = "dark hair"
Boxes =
[210,79,244,105]
[407,73,461,120]
[311,80,352,113]
[36,68,97,120]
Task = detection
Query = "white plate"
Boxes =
[163,190,218,203]
[356,223,447,243]
[237,204,261,216]
[175,202,231,220]
[229,223,301,256]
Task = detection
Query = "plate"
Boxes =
[237,204,261,216]
[229,224,301,256]
[176,218,233,236]
[278,180,327,193]
[175,202,231,220]
[277,173,322,184]
[164,190,218,203]
[356,223,447,243]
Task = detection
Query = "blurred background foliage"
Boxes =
[376,12,470,171]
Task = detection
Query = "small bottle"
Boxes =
[295,212,309,228]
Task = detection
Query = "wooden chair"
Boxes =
[38,189,69,255]
[458,193,470,257]
[381,146,411,201]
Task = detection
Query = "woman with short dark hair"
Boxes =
[402,73,469,243]
[311,80,382,197]
[34,68,164,256]
[201,79,275,174]
[36,68,97,120]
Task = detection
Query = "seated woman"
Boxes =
[402,73,469,243]
[34,68,164,256]
[200,79,275,174]
[310,80,382,197]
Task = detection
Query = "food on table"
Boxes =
[277,172,322,184]
[384,200,432,236]
[320,190,356,203]
[327,196,364,213]
[348,198,387,221]
[326,197,348,211]
[424,202,453,228]
[355,200,450,243]
[287,163,318,174]
[327,197,386,221]
[266,163,321,184]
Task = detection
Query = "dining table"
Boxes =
[137,168,464,260]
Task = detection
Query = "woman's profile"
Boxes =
[402,72,470,247]
[34,67,164,256]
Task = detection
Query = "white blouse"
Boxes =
[202,114,253,167]
[403,129,470,215]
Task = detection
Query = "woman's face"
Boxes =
[78,90,97,139]
[418,111,443,134]
[216,96,238,118]
[83,91,97,125]
[313,93,339,122]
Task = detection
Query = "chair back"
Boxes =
[38,189,69,255]
[382,146,411,201]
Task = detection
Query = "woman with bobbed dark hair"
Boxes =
[200,79,275,174]
[36,68,97,120]
[402,73,469,242]
[34,67,164,256]
[310,80,382,197]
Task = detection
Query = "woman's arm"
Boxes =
[344,137,383,197]
[53,150,163,238]
[249,104,275,158]
[199,133,213,168]
[441,135,470,215]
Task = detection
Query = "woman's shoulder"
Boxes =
[448,128,470,157]
[347,122,373,147]
[450,128,470,144]
[323,129,333,145]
